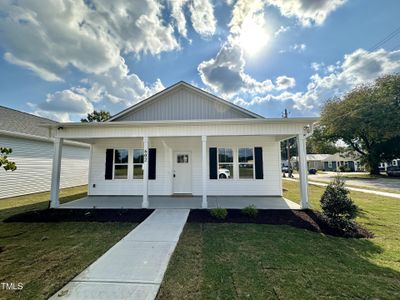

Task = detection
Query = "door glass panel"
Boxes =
[177,154,189,163]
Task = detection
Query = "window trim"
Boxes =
[113,149,129,180]
[215,146,260,180]
[133,148,144,180]
[238,147,255,180]
[217,147,234,180]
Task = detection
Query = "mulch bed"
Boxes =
[3,208,372,238]
[3,208,154,223]
[188,209,373,238]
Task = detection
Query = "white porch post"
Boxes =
[50,137,63,208]
[142,136,149,208]
[201,135,208,208]
[297,133,309,209]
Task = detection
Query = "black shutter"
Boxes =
[255,147,263,179]
[148,148,156,180]
[105,149,114,180]
[209,147,218,179]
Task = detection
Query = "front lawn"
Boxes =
[158,180,400,299]
[0,187,135,300]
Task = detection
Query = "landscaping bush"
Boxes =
[320,176,359,232]
[241,205,258,218]
[338,165,346,172]
[209,208,228,220]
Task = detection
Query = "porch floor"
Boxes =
[59,195,301,210]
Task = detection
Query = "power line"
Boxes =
[369,25,400,52]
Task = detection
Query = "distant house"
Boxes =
[379,159,400,171]
[0,106,89,198]
[291,152,362,172]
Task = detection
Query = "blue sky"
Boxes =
[1,0,400,121]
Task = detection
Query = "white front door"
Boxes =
[173,152,192,194]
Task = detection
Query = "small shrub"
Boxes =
[241,205,258,218]
[338,165,346,172]
[320,176,358,231]
[209,208,228,220]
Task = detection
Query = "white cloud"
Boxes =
[229,48,400,113]
[0,0,180,118]
[292,48,400,109]
[169,0,216,38]
[276,76,296,90]
[38,90,94,114]
[311,62,324,71]
[198,39,274,96]
[170,0,189,37]
[267,0,347,26]
[274,25,290,36]
[280,43,306,53]
[189,0,217,37]
[4,52,63,82]
[198,0,275,96]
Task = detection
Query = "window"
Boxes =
[114,149,128,179]
[218,148,233,179]
[238,148,254,179]
[177,154,189,163]
[133,149,144,179]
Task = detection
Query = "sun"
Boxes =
[238,18,269,56]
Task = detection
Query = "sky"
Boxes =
[0,0,400,122]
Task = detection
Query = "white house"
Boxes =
[291,152,362,172]
[44,82,318,209]
[0,106,90,198]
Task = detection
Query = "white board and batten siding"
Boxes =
[113,86,256,121]
[0,135,89,199]
[88,136,282,197]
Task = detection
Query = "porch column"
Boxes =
[201,135,208,208]
[142,136,149,208]
[50,138,63,208]
[297,133,309,209]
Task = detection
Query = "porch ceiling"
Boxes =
[58,195,301,210]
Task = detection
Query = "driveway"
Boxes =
[50,209,190,300]
[294,172,400,193]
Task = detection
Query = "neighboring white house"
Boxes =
[291,152,362,172]
[44,82,318,209]
[0,106,90,198]
[379,159,400,171]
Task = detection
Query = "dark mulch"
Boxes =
[188,209,372,238]
[3,208,154,223]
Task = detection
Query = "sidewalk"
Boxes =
[50,209,190,300]
[285,178,400,199]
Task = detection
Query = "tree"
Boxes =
[320,176,358,232]
[306,126,343,154]
[0,147,16,171]
[320,74,400,175]
[81,110,110,122]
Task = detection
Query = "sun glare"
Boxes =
[238,18,269,56]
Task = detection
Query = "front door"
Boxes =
[173,152,192,194]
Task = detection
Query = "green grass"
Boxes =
[0,186,135,299]
[158,180,400,299]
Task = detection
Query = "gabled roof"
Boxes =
[108,81,264,121]
[0,105,57,138]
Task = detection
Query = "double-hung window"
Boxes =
[218,148,233,179]
[133,149,144,179]
[114,149,128,179]
[238,148,254,179]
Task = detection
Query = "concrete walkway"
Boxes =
[285,178,400,199]
[50,209,190,300]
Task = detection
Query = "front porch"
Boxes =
[59,195,301,209]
